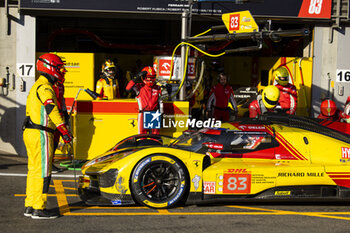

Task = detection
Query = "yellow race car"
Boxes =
[78,114,350,208]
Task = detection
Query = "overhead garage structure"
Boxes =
[0,0,350,156]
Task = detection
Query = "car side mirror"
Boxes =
[202,142,223,150]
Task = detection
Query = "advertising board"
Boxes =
[20,0,332,19]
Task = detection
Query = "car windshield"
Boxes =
[110,135,175,151]
[170,131,219,152]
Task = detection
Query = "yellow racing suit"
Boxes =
[95,76,120,100]
[23,76,65,210]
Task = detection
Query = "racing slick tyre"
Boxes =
[130,154,188,209]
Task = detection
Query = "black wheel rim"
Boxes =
[140,161,181,202]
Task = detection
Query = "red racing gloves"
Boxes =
[57,123,73,143]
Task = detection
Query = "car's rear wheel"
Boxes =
[130,154,188,208]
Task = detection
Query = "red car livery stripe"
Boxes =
[209,149,275,159]
[266,126,307,161]
[327,172,350,188]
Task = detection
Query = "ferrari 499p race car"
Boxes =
[78,114,350,208]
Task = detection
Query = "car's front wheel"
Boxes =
[130,154,188,208]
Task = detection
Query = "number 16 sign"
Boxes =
[336,69,350,83]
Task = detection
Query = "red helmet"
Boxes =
[320,99,337,117]
[141,66,156,87]
[37,53,67,84]
[346,96,350,106]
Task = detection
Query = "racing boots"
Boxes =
[31,209,59,219]
[52,164,64,174]
[24,206,33,217]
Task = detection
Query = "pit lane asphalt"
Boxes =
[2,152,350,233]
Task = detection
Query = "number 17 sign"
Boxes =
[16,63,35,77]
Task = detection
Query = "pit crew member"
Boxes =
[96,59,120,100]
[22,53,72,219]
[126,66,163,134]
[273,67,297,114]
[343,96,350,123]
[206,73,237,122]
[249,85,280,118]
[317,99,350,122]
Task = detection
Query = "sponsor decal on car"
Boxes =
[226,168,248,173]
[204,181,216,194]
[278,172,324,177]
[133,158,151,182]
[143,200,167,208]
[116,177,128,194]
[193,160,200,168]
[274,191,291,196]
[168,182,185,206]
[111,200,122,205]
[192,175,201,190]
[341,147,350,159]
[238,125,266,131]
[223,173,251,194]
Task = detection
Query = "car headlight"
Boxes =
[99,169,119,188]
[84,150,135,169]
[84,154,114,168]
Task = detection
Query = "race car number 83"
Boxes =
[223,174,251,194]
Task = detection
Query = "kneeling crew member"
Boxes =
[317,99,350,122]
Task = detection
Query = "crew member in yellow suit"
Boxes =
[95,59,120,99]
[22,53,72,219]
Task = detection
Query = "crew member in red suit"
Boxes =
[206,73,237,122]
[317,99,350,122]
[51,77,69,173]
[343,96,350,123]
[126,66,163,134]
[273,67,298,114]
[249,85,280,118]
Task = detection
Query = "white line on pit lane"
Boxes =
[0,172,77,178]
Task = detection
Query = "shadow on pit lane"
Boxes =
[194,199,350,207]
[66,201,144,212]
[0,155,27,169]
[0,163,27,169]
[60,200,350,213]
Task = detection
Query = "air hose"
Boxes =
[168,28,226,99]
